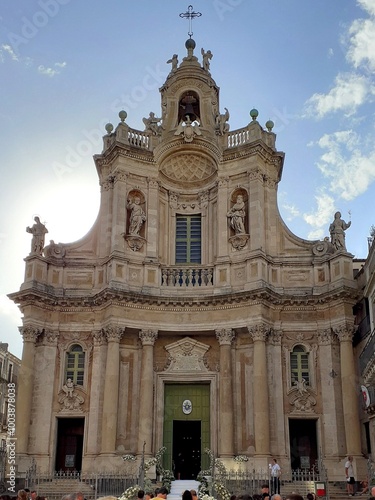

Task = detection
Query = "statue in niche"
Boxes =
[142,112,162,135]
[26,216,48,255]
[167,54,178,73]
[329,211,351,251]
[201,48,213,71]
[127,195,146,236]
[215,107,230,135]
[227,194,246,234]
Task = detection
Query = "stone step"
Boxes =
[169,480,200,500]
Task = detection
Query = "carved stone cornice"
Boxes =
[333,323,356,342]
[248,324,269,342]
[9,283,359,311]
[102,326,123,343]
[139,329,158,346]
[19,325,42,343]
[215,328,235,346]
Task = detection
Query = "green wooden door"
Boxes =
[163,384,210,477]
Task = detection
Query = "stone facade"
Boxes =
[9,38,367,480]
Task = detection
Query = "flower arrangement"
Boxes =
[119,485,140,500]
[122,454,136,462]
[234,455,249,462]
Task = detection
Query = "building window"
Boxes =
[290,345,310,386]
[176,214,201,264]
[7,364,13,383]
[65,344,85,386]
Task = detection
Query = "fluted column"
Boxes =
[16,325,41,454]
[216,328,235,457]
[248,324,270,456]
[334,323,361,455]
[137,329,158,456]
[87,330,107,455]
[101,326,123,454]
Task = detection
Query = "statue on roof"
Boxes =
[167,54,178,74]
[216,107,230,135]
[201,48,213,71]
[26,216,48,255]
[329,211,351,251]
[142,112,162,136]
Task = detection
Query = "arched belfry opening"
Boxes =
[178,91,200,124]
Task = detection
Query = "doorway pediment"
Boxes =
[164,337,210,372]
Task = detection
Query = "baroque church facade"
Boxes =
[10,36,367,480]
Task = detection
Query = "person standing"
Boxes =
[270,458,281,495]
[345,455,355,496]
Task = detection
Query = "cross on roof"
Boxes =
[179,5,202,38]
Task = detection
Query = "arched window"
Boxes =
[65,344,85,386]
[290,345,310,386]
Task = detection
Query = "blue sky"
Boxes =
[1,0,375,357]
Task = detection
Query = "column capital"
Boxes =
[147,177,159,189]
[19,325,41,343]
[248,323,269,342]
[317,329,334,345]
[215,328,235,346]
[41,329,59,346]
[139,329,158,346]
[333,323,356,342]
[217,177,229,189]
[102,326,124,342]
[92,329,107,346]
[268,328,282,345]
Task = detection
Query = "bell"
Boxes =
[183,103,196,122]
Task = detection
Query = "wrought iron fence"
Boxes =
[26,470,137,500]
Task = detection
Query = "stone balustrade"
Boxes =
[161,266,214,287]
[226,122,276,149]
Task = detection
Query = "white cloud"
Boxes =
[303,72,375,118]
[303,192,335,228]
[282,203,300,221]
[38,61,67,77]
[347,17,375,70]
[0,44,19,62]
[316,130,375,200]
[357,0,375,18]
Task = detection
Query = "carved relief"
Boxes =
[164,337,210,372]
[287,380,317,414]
[161,154,216,183]
[58,379,85,413]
